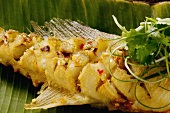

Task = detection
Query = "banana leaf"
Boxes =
[0,0,170,113]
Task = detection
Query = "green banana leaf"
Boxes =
[0,0,170,113]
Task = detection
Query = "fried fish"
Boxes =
[0,18,170,112]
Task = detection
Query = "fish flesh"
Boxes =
[0,18,170,112]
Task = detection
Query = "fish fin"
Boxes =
[25,86,97,109]
[30,18,117,40]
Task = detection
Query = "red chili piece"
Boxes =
[116,57,121,61]
[79,44,84,49]
[87,41,92,45]
[97,69,104,75]
[4,35,7,39]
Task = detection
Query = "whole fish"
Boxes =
[0,18,170,112]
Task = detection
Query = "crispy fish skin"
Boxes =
[1,27,170,112]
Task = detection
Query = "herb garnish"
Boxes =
[111,15,170,81]
[113,15,170,66]
[110,15,170,109]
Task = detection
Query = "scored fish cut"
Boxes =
[25,19,121,110]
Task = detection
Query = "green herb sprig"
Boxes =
[112,15,170,81]
[113,15,170,66]
[111,15,170,109]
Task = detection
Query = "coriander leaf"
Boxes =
[113,16,170,66]
[125,29,159,65]
[136,38,158,65]
[125,29,146,61]
[136,47,153,65]
[159,36,170,46]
